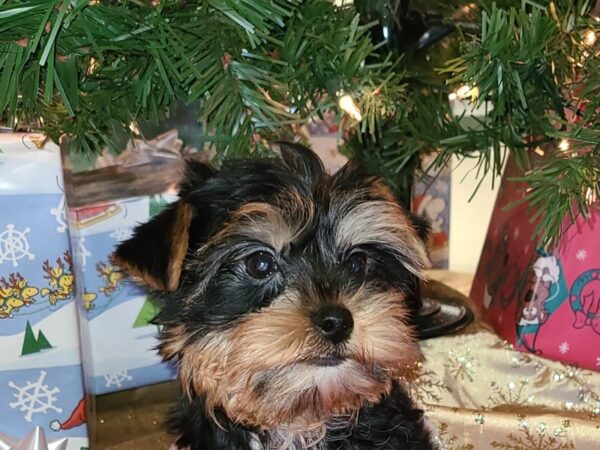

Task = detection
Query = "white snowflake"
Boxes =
[0,224,35,267]
[50,194,68,233]
[513,227,520,239]
[559,342,570,354]
[575,249,588,261]
[103,370,133,388]
[75,236,91,272]
[596,357,600,367]
[8,370,62,422]
[110,227,134,242]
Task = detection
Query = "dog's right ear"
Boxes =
[112,160,216,291]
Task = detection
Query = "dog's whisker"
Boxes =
[114,143,434,450]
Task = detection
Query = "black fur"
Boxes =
[114,143,433,450]
[170,381,432,450]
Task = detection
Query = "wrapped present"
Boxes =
[412,154,451,269]
[64,131,202,395]
[0,132,89,450]
[67,195,178,395]
[470,155,600,371]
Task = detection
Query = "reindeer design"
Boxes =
[96,261,124,296]
[0,273,39,319]
[40,251,75,305]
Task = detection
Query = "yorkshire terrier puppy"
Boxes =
[114,143,434,450]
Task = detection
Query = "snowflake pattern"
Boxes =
[490,423,575,450]
[0,224,35,267]
[596,357,600,367]
[445,349,477,382]
[433,422,474,450]
[110,227,134,242]
[489,380,535,407]
[575,249,588,261]
[49,194,68,233]
[407,367,451,405]
[103,370,133,388]
[75,236,91,271]
[8,371,62,422]
[558,342,570,355]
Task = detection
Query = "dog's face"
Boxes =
[114,144,429,430]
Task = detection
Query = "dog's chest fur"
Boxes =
[249,429,327,450]
[170,381,434,450]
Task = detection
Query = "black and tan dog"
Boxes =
[114,143,434,450]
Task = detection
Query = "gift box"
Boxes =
[470,156,600,371]
[64,131,204,395]
[412,154,451,269]
[67,195,179,395]
[0,132,89,449]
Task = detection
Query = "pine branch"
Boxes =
[439,0,600,245]
[0,0,397,158]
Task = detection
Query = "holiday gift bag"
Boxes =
[0,132,89,449]
[64,131,204,395]
[470,156,600,371]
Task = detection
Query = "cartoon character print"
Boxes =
[0,273,39,318]
[96,261,124,297]
[415,194,448,250]
[516,252,567,354]
[569,268,600,334]
[40,251,74,305]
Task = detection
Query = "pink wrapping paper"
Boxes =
[471,158,600,371]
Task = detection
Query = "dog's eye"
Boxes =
[346,252,367,276]
[245,251,278,279]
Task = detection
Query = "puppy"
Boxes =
[114,143,434,450]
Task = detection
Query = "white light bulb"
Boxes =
[453,85,479,101]
[558,139,570,151]
[338,94,362,121]
[584,30,597,47]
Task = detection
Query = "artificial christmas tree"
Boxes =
[0,0,596,242]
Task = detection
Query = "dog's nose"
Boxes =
[311,306,354,344]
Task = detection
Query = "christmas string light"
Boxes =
[128,121,141,135]
[584,30,597,47]
[558,139,570,152]
[448,85,479,102]
[585,188,597,206]
[338,93,362,121]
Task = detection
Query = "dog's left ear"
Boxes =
[112,160,216,291]
[112,200,193,291]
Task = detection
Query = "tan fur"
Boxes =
[175,288,420,431]
[158,324,190,360]
[211,192,315,253]
[333,199,429,276]
[112,201,193,291]
[167,201,193,291]
[166,172,427,440]
[111,257,164,291]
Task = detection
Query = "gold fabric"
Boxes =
[95,271,600,449]
[412,328,600,449]
[411,271,600,449]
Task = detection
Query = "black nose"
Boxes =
[311,306,354,344]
